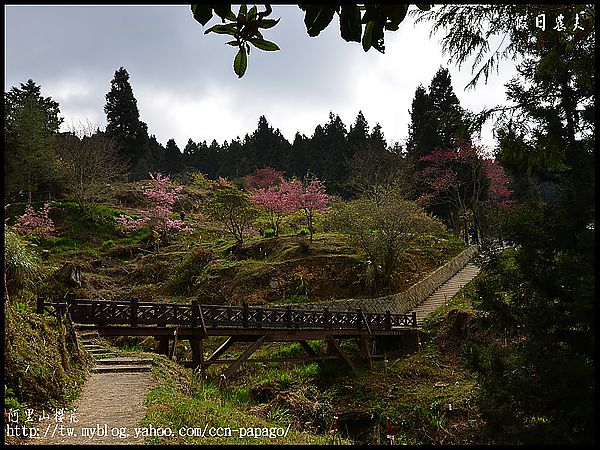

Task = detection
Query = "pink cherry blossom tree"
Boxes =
[14,202,55,237]
[245,167,285,191]
[116,172,191,242]
[250,180,296,236]
[288,177,334,241]
[417,140,514,242]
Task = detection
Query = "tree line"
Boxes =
[5,65,510,245]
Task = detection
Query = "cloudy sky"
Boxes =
[5,5,518,152]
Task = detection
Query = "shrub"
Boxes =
[4,226,41,296]
[329,194,444,292]
[101,240,115,249]
[14,202,55,237]
[263,228,276,238]
[297,228,310,237]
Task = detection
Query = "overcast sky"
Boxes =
[4,5,518,153]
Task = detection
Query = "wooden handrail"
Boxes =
[37,297,417,329]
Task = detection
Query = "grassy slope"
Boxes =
[141,356,333,444]
[139,280,484,445]
[4,183,476,445]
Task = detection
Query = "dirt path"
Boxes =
[33,371,155,445]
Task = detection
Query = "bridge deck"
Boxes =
[75,324,416,339]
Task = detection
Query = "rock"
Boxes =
[54,263,83,287]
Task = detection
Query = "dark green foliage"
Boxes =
[421,4,595,444]
[159,138,185,175]
[406,67,470,162]
[104,67,151,179]
[263,228,275,238]
[4,79,67,200]
[194,4,432,77]
[297,228,309,237]
[193,4,280,78]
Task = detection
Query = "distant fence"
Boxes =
[293,245,479,314]
[5,191,53,205]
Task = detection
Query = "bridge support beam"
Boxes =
[358,336,373,370]
[326,337,357,371]
[223,335,266,379]
[208,337,238,362]
[298,340,325,369]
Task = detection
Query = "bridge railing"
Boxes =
[37,297,417,330]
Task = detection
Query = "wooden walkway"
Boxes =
[38,298,418,378]
[37,258,480,378]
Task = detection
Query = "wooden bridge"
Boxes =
[38,296,420,378]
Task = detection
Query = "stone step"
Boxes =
[93,353,118,359]
[96,357,153,366]
[83,344,105,350]
[410,263,481,322]
[91,365,152,373]
[86,348,112,354]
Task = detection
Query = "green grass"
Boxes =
[142,356,329,444]
[4,303,93,411]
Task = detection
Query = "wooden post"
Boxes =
[357,308,362,331]
[243,302,249,328]
[65,292,75,322]
[323,307,329,330]
[256,307,262,329]
[157,337,170,355]
[385,310,392,329]
[359,336,373,370]
[286,306,292,328]
[131,298,139,328]
[199,338,205,380]
[36,297,44,314]
[191,301,198,328]
[411,311,417,327]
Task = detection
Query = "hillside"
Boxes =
[4,180,476,445]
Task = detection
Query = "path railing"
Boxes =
[37,297,417,331]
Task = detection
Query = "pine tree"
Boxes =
[161,138,184,175]
[422,4,594,444]
[290,132,309,178]
[182,138,198,169]
[347,110,370,156]
[321,112,348,195]
[4,80,66,199]
[406,83,433,159]
[246,115,291,173]
[104,67,150,178]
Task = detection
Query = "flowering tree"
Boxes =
[14,202,55,237]
[244,166,285,191]
[116,172,191,240]
[288,177,334,241]
[417,140,513,242]
[250,180,296,236]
